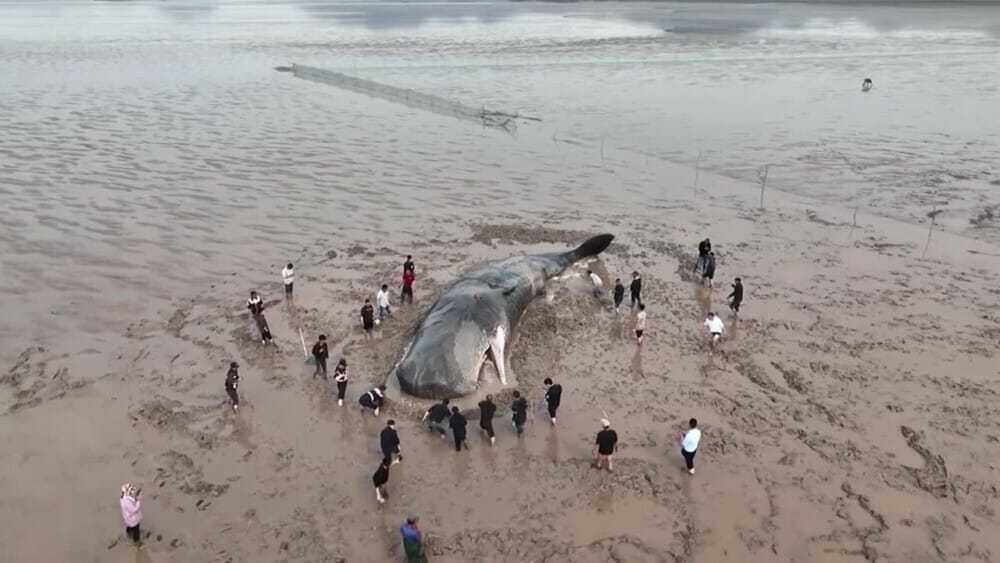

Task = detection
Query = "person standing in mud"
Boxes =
[247,290,264,316]
[281,263,294,298]
[635,303,647,346]
[702,251,716,289]
[403,255,416,278]
[588,269,604,299]
[312,334,329,378]
[359,385,386,416]
[422,398,451,438]
[333,358,349,406]
[119,483,143,546]
[543,378,562,426]
[613,278,625,313]
[478,394,497,446]
[695,238,711,278]
[593,419,618,472]
[381,419,402,464]
[629,271,642,308]
[376,284,392,321]
[511,391,528,437]
[704,312,725,352]
[246,291,273,344]
[373,457,391,504]
[361,299,376,339]
[225,362,240,412]
[680,418,701,475]
[728,277,743,315]
[449,406,468,451]
[400,516,427,562]
[401,267,415,305]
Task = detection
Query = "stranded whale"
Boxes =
[393,234,614,399]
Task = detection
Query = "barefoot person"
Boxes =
[613,278,625,313]
[373,457,391,504]
[225,361,240,412]
[119,483,143,546]
[422,399,451,438]
[702,251,716,288]
[281,263,294,297]
[704,312,725,352]
[511,391,528,437]
[728,277,743,314]
[401,267,415,305]
[312,334,329,378]
[635,303,647,346]
[360,299,375,339]
[400,515,427,563]
[449,406,468,452]
[380,419,402,464]
[593,419,618,472]
[247,290,273,344]
[543,378,562,426]
[333,359,349,406]
[376,284,391,321]
[680,418,701,475]
[478,394,497,446]
[629,271,642,308]
[359,385,386,417]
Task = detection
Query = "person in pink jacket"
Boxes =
[119,483,143,545]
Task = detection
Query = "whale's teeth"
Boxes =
[489,326,508,386]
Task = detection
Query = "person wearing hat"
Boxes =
[400,515,427,562]
[225,362,240,412]
[119,483,143,545]
[593,419,618,472]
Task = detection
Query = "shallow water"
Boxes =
[2,0,999,358]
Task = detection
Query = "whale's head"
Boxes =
[394,288,509,399]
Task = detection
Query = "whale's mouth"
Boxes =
[474,326,508,388]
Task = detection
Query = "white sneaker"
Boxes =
[337,399,343,406]
[689,468,695,475]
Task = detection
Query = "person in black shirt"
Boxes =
[333,359,349,406]
[422,399,451,438]
[247,291,264,316]
[593,419,618,472]
[511,391,528,437]
[698,238,712,257]
[449,406,468,452]
[358,385,386,417]
[629,272,642,308]
[702,251,716,288]
[360,299,375,339]
[728,277,743,314]
[478,395,497,446]
[380,419,402,464]
[225,362,240,412]
[312,335,329,378]
[372,457,390,504]
[403,255,415,277]
[613,278,625,313]
[543,378,562,426]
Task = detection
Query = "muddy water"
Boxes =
[2,1,1000,562]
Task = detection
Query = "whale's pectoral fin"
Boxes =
[489,326,508,386]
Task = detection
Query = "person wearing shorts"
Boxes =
[680,418,701,475]
[593,419,618,471]
[478,395,497,446]
[635,303,647,345]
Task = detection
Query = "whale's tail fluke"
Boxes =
[568,234,614,262]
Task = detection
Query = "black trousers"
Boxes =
[682,449,697,470]
[226,387,239,407]
[401,285,413,304]
[480,420,495,438]
[314,357,327,376]
[547,403,559,419]
[336,381,347,400]
[631,293,641,307]
[730,299,742,312]
[284,282,293,295]
[454,433,466,451]
[126,524,141,543]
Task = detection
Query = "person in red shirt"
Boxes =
[401,268,415,304]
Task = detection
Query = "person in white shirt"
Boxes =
[635,303,647,345]
[281,263,294,297]
[376,284,391,321]
[587,269,604,299]
[704,312,725,351]
[680,418,701,475]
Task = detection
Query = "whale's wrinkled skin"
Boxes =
[393,234,614,399]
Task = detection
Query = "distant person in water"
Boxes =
[373,457,391,504]
[862,78,873,91]
[511,391,528,436]
[680,418,701,475]
[635,303,647,345]
[281,263,294,297]
[593,419,618,472]
[361,299,375,339]
[588,269,604,299]
[702,251,716,288]
[333,358,349,406]
[119,483,143,546]
[478,394,497,446]
[422,398,451,438]
[359,385,386,416]
[376,284,391,320]
[613,278,625,313]
[225,362,240,412]
[400,516,427,563]
[449,406,468,451]
[401,267,414,305]
[630,271,642,308]
[704,312,725,352]
[381,419,402,464]
[312,334,329,378]
[728,277,743,314]
[543,378,562,426]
